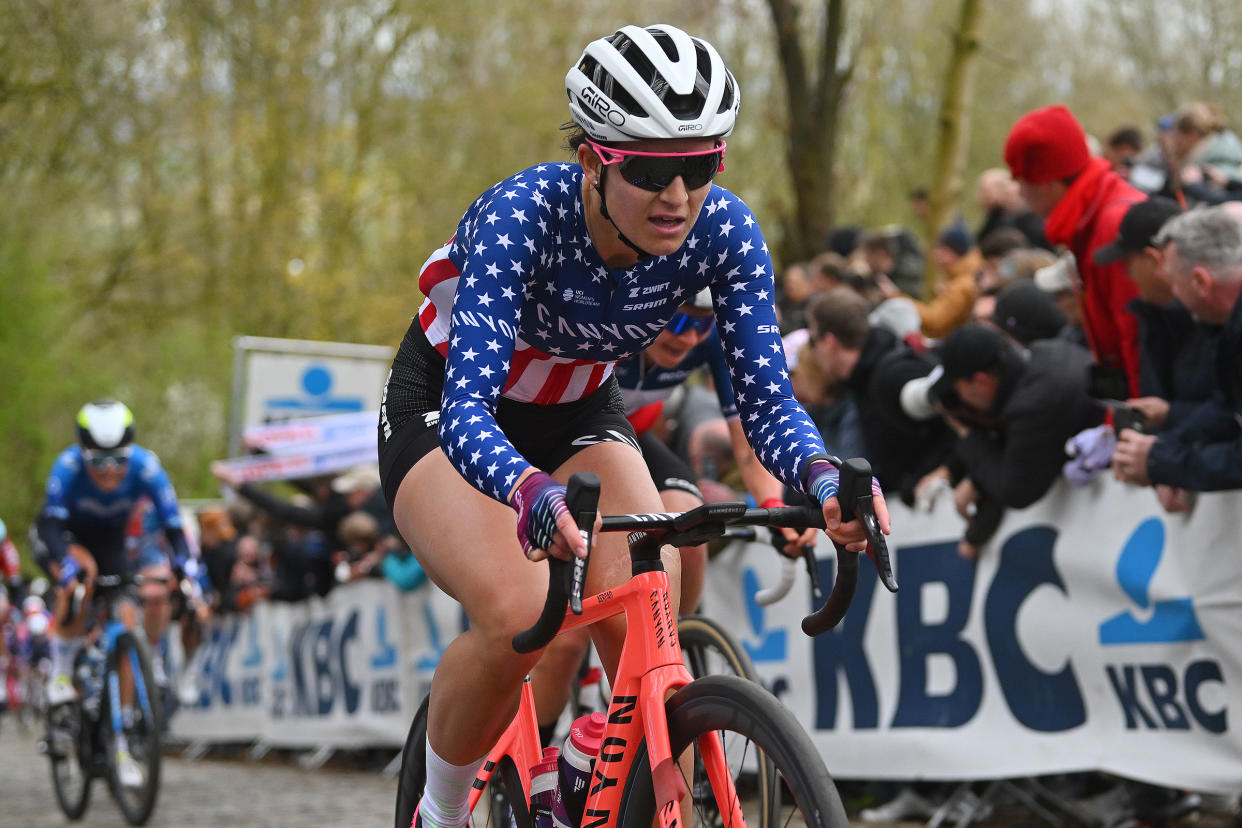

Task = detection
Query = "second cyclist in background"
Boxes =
[31,400,190,786]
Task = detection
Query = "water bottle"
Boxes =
[529,746,561,828]
[78,644,104,717]
[553,711,606,828]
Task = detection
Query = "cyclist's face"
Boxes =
[647,307,714,368]
[580,137,717,262]
[86,461,128,492]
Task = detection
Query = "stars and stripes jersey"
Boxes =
[613,333,738,424]
[418,161,829,502]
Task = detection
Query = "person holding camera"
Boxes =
[1113,205,1242,493]
[1093,197,1221,435]
[930,323,1104,558]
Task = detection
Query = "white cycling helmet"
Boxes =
[686,287,713,310]
[77,399,135,451]
[566,24,740,142]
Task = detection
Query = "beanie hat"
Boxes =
[937,223,975,256]
[1004,105,1092,184]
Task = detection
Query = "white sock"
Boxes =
[51,636,84,678]
[421,741,487,828]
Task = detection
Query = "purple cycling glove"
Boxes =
[511,472,571,561]
[804,460,883,508]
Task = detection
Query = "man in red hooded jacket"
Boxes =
[1005,105,1146,396]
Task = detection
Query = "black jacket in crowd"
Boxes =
[1147,293,1242,490]
[1127,297,1221,430]
[954,338,1105,509]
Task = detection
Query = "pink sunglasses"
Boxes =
[586,138,727,192]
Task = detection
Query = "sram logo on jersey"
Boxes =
[562,287,601,309]
[578,86,626,127]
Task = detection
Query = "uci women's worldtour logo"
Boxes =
[562,287,601,308]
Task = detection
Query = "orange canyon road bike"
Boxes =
[396,460,895,828]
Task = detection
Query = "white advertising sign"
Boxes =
[171,479,1242,793]
[229,336,392,455]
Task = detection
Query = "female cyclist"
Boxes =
[378,23,889,828]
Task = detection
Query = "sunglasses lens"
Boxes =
[618,151,722,192]
[667,312,715,335]
[87,452,129,470]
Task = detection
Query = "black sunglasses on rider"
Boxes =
[587,139,727,192]
[84,448,131,470]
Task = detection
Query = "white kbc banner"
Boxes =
[171,478,1242,793]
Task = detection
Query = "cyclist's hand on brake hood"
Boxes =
[511,471,593,562]
[805,460,891,557]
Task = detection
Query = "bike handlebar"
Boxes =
[511,458,896,652]
[512,473,601,654]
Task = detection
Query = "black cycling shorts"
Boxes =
[637,431,703,501]
[378,320,641,509]
[30,521,128,580]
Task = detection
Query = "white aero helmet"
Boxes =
[566,24,740,143]
[77,399,135,451]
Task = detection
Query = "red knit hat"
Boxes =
[1004,105,1091,184]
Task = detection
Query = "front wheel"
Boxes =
[395,694,530,828]
[47,696,93,820]
[678,614,759,683]
[619,675,848,828]
[104,631,162,825]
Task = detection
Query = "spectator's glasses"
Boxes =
[665,311,716,336]
[84,447,131,470]
[587,139,727,192]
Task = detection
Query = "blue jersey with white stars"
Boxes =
[415,161,828,502]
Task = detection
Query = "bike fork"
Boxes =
[640,669,746,828]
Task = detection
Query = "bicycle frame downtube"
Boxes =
[467,678,541,811]
[564,569,745,828]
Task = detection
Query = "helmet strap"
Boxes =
[594,169,653,263]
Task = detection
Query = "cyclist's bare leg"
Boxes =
[48,545,97,697]
[530,625,590,737]
[391,449,556,765]
[138,564,173,650]
[659,488,707,616]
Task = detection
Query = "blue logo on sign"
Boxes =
[741,567,787,663]
[1099,518,1205,645]
[266,363,365,414]
[371,606,397,669]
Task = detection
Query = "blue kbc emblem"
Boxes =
[1099,518,1205,645]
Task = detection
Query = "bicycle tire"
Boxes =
[618,674,848,828]
[394,694,531,828]
[104,631,162,826]
[48,695,93,821]
[677,615,759,683]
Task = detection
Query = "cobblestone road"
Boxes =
[7,721,1226,828]
[0,727,395,827]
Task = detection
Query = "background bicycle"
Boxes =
[44,573,163,826]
